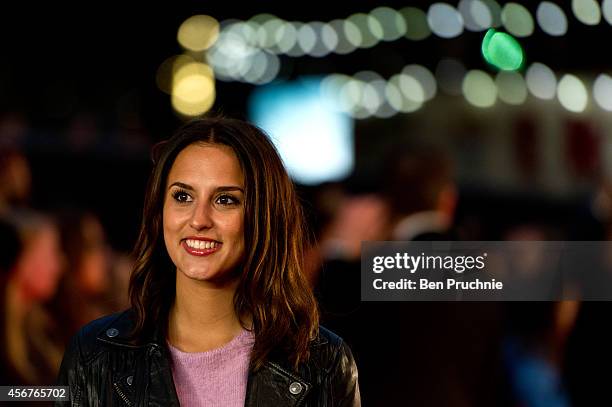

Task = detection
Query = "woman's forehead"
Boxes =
[167,143,244,186]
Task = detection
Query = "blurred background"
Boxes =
[1,0,612,405]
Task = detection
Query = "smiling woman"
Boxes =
[163,144,246,285]
[56,115,360,406]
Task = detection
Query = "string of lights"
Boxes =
[160,0,612,117]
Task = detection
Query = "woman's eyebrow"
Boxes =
[216,186,244,193]
[168,182,244,193]
[168,181,193,191]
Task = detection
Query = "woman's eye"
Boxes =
[172,190,192,203]
[216,194,239,206]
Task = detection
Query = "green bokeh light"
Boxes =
[481,29,525,71]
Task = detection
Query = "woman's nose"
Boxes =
[189,201,214,230]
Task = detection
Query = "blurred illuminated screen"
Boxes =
[249,77,354,185]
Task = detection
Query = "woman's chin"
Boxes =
[177,267,238,287]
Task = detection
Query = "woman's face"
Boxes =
[163,143,245,285]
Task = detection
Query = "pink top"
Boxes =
[167,329,255,407]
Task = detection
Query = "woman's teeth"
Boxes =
[185,239,219,249]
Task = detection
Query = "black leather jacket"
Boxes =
[56,310,360,406]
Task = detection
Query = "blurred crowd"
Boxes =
[0,146,131,386]
[306,142,611,406]
[1,127,611,407]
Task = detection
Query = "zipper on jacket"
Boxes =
[113,382,134,407]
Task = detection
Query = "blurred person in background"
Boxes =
[0,210,65,385]
[50,210,119,344]
[57,116,360,406]
[313,185,390,320]
[0,148,31,215]
[501,224,573,407]
[543,180,612,406]
[317,144,508,406]
[381,145,457,241]
[503,302,576,407]
[315,144,456,292]
[316,145,456,316]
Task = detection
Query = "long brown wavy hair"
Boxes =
[128,115,319,370]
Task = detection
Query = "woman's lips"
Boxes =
[181,240,221,256]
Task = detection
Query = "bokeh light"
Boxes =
[572,0,601,25]
[525,62,557,99]
[275,21,298,54]
[329,19,358,54]
[458,0,493,31]
[354,71,385,116]
[480,0,503,27]
[495,71,528,105]
[338,78,365,116]
[247,13,279,43]
[307,22,335,57]
[402,65,437,101]
[603,0,612,24]
[401,7,432,40]
[250,78,354,185]
[207,28,256,81]
[501,3,534,37]
[536,2,568,36]
[297,24,317,55]
[343,19,364,48]
[463,70,497,108]
[370,79,396,118]
[557,74,588,113]
[399,73,427,105]
[482,29,524,71]
[285,23,307,57]
[593,74,612,111]
[177,15,220,52]
[347,13,379,48]
[320,23,339,55]
[156,54,195,94]
[386,74,424,113]
[235,21,259,48]
[242,51,280,84]
[384,78,404,112]
[370,7,406,41]
[428,3,464,39]
[258,18,284,50]
[183,5,607,119]
[320,74,351,112]
[171,62,215,116]
[366,14,385,42]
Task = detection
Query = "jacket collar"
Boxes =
[95,308,329,348]
[95,309,166,349]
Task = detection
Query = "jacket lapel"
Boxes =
[95,310,181,407]
[245,361,312,407]
[146,344,181,407]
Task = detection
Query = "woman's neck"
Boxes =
[167,272,247,353]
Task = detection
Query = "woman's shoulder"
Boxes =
[304,326,360,403]
[316,325,342,347]
[310,325,356,368]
